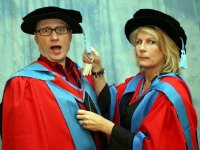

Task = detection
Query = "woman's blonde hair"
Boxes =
[129,26,181,74]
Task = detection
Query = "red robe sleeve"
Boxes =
[139,77,198,150]
[2,77,76,150]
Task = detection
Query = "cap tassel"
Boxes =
[82,28,94,76]
[179,38,188,69]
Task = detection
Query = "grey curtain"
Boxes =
[0,0,200,147]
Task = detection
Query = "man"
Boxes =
[1,6,105,150]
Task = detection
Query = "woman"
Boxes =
[77,9,198,150]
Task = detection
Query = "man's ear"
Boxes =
[69,32,72,42]
[34,35,38,44]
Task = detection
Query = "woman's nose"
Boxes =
[138,42,146,52]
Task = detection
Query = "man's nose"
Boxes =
[50,30,59,40]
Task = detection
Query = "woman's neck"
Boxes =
[143,69,159,91]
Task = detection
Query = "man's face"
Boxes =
[34,19,72,66]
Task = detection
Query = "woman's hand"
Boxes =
[82,47,103,72]
[77,109,114,136]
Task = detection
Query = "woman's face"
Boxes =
[134,30,165,71]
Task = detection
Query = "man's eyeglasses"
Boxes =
[35,26,70,36]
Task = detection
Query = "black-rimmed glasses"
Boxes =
[35,26,70,36]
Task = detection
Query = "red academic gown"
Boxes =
[2,57,103,150]
[107,72,198,150]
